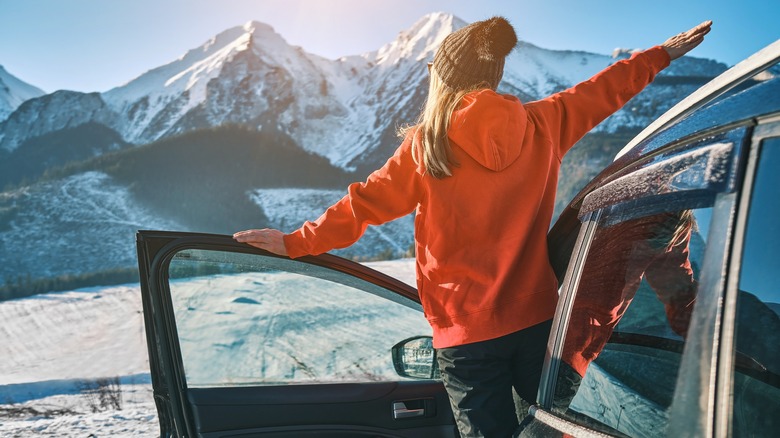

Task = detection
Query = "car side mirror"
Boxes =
[391,336,440,380]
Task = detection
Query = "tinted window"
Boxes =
[732,136,780,436]
[166,249,430,387]
[552,204,719,437]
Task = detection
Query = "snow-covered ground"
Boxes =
[0,258,416,437]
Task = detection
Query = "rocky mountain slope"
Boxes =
[0,65,45,122]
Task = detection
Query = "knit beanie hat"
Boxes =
[433,16,518,90]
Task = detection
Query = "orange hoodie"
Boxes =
[284,46,671,348]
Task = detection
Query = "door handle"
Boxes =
[393,399,435,419]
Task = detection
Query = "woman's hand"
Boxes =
[661,21,713,60]
[233,228,288,256]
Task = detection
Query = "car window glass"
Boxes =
[732,136,780,436]
[552,205,715,437]
[165,249,431,387]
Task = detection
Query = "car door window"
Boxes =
[544,131,746,437]
[551,206,714,437]
[166,249,431,387]
[732,136,780,436]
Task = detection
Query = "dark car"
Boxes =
[136,39,780,437]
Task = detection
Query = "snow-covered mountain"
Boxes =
[0,13,459,168]
[0,13,727,164]
[0,65,45,122]
[98,13,458,170]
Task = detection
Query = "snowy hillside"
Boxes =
[0,177,412,286]
[0,171,180,285]
[0,65,45,122]
[250,188,415,258]
[0,259,417,436]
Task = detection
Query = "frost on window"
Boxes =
[581,142,733,218]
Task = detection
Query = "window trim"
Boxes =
[539,211,600,408]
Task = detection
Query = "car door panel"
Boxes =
[136,231,455,438]
[187,382,451,437]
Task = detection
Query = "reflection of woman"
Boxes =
[235,18,711,438]
[556,211,698,409]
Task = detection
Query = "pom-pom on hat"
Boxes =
[433,16,518,90]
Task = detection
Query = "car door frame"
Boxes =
[136,230,455,438]
[715,116,780,436]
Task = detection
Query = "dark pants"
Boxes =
[436,320,552,438]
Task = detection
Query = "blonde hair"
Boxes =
[400,66,492,179]
[668,209,698,251]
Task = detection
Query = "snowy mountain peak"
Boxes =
[0,65,46,122]
[373,12,465,65]
[243,20,297,54]
[242,20,275,36]
[100,19,305,141]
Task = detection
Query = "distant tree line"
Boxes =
[0,267,139,301]
[0,122,129,190]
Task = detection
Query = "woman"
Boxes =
[234,17,711,437]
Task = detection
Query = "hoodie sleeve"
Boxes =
[283,136,422,258]
[526,46,671,159]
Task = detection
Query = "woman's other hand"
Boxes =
[662,21,713,60]
[233,228,288,256]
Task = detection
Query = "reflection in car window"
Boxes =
[732,137,780,436]
[166,250,431,387]
[552,206,714,437]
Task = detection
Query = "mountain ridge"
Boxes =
[0,13,728,159]
[0,65,46,122]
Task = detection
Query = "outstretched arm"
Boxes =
[235,136,422,258]
[528,21,713,158]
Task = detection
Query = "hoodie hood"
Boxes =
[448,89,527,171]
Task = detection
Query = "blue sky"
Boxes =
[0,0,777,93]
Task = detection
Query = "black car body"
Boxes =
[137,39,780,437]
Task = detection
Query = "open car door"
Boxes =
[136,230,456,438]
